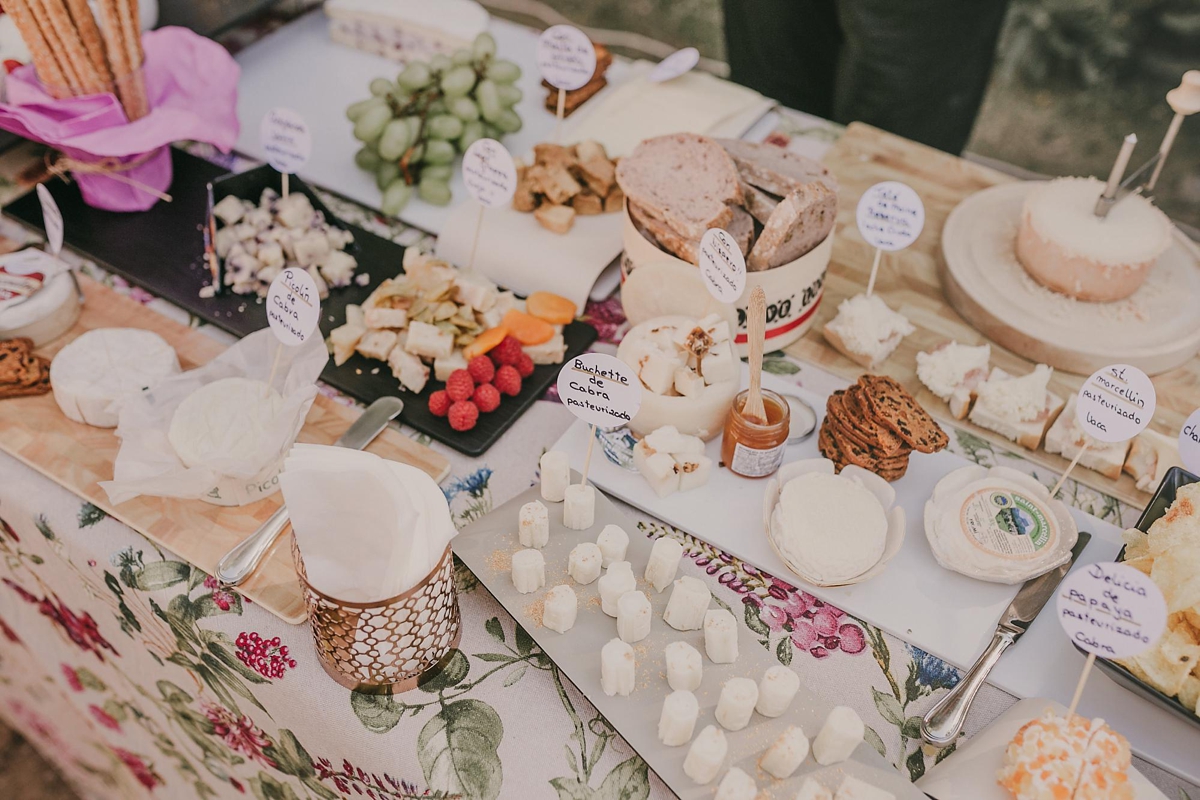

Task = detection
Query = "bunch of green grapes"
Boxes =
[345,32,523,216]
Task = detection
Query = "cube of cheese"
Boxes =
[454,273,498,311]
[274,192,314,228]
[628,340,682,395]
[404,320,455,360]
[434,350,468,382]
[523,333,566,365]
[699,314,731,344]
[700,340,737,386]
[641,450,680,498]
[257,242,285,269]
[387,346,430,394]
[213,194,247,225]
[292,230,331,267]
[364,306,409,330]
[319,250,357,288]
[356,329,398,361]
[674,366,705,398]
[644,425,687,453]
[675,454,712,493]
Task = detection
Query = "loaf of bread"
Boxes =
[717,139,838,196]
[615,133,742,241]
[748,181,837,270]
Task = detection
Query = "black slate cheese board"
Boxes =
[4,147,596,456]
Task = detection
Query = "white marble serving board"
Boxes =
[232,10,627,235]
[453,476,926,800]
[918,698,1168,800]
[551,367,1200,784]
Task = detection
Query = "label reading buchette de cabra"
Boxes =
[959,486,1057,559]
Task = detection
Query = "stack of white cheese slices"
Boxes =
[763,458,906,587]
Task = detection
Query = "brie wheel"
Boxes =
[168,377,285,468]
[51,328,179,428]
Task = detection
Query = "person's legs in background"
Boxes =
[721,0,843,120]
[833,0,1011,153]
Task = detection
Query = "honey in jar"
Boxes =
[720,388,791,478]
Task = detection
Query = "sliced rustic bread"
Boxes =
[717,138,838,196]
[616,133,742,241]
[740,181,780,224]
[747,181,837,270]
[628,200,700,264]
[727,205,755,257]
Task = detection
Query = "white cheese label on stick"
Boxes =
[1179,408,1200,474]
[1056,562,1167,659]
[537,25,596,91]
[855,181,924,251]
[557,353,641,429]
[1075,364,1155,443]
[699,228,746,303]
[36,184,64,256]
[649,47,700,83]
[260,107,311,174]
[462,138,517,208]
[266,267,321,346]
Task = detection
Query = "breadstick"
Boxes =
[64,0,114,87]
[117,0,148,119]
[93,0,136,117]
[35,0,104,95]
[3,0,70,91]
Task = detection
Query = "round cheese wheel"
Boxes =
[168,377,284,468]
[0,270,80,346]
[50,328,179,428]
[1016,177,1172,302]
[770,472,887,585]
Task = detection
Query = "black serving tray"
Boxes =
[1085,465,1200,730]
[3,147,596,456]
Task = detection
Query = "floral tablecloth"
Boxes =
[0,24,1196,800]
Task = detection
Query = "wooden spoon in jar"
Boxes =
[743,286,768,424]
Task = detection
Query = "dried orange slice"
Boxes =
[500,309,555,345]
[526,292,577,325]
[463,326,509,360]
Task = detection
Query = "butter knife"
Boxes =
[215,397,404,587]
[921,532,1092,747]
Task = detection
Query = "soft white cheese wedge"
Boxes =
[663,576,710,631]
[563,484,595,530]
[597,562,636,617]
[657,690,699,746]
[683,725,727,784]
[714,677,757,731]
[760,725,809,779]
[756,665,800,717]
[813,706,864,765]
[511,549,545,595]
[714,767,756,800]
[644,536,684,592]
[52,328,179,428]
[616,590,652,643]
[543,585,577,634]
[567,542,603,585]
[665,641,702,692]
[540,450,570,502]
[596,524,630,566]
[518,501,549,549]
[600,638,635,697]
[704,608,739,664]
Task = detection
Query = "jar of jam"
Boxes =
[720,388,791,478]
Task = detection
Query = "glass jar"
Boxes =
[720,388,791,478]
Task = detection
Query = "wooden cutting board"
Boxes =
[786,122,1199,507]
[0,276,451,624]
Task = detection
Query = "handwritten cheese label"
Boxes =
[649,47,700,82]
[266,267,321,346]
[1179,408,1200,474]
[556,353,642,430]
[537,25,596,91]
[36,184,64,256]
[1075,364,1156,444]
[699,228,747,303]
[856,181,925,252]
[260,107,312,175]
[1056,562,1167,659]
[462,138,518,208]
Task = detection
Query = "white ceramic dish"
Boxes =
[917,698,1167,800]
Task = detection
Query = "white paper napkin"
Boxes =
[280,444,456,602]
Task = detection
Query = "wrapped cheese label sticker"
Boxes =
[856,181,925,251]
[1179,408,1200,474]
[556,352,642,430]
[1056,562,1166,659]
[266,266,321,346]
[462,138,518,208]
[260,107,312,175]
[1075,364,1156,443]
[959,485,1058,558]
[537,25,596,91]
[699,228,747,303]
[36,184,64,256]
[649,47,700,83]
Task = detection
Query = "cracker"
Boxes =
[859,374,949,454]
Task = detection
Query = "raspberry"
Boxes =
[427,390,451,417]
[445,369,475,402]
[494,364,522,397]
[467,355,495,384]
[448,400,479,431]
[514,352,535,378]
[489,335,523,366]
[473,383,501,412]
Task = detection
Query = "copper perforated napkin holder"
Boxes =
[293,541,461,694]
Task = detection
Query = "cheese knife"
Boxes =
[920,531,1092,747]
[214,396,404,588]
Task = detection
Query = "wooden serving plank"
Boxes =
[787,122,1197,507]
[0,276,451,624]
